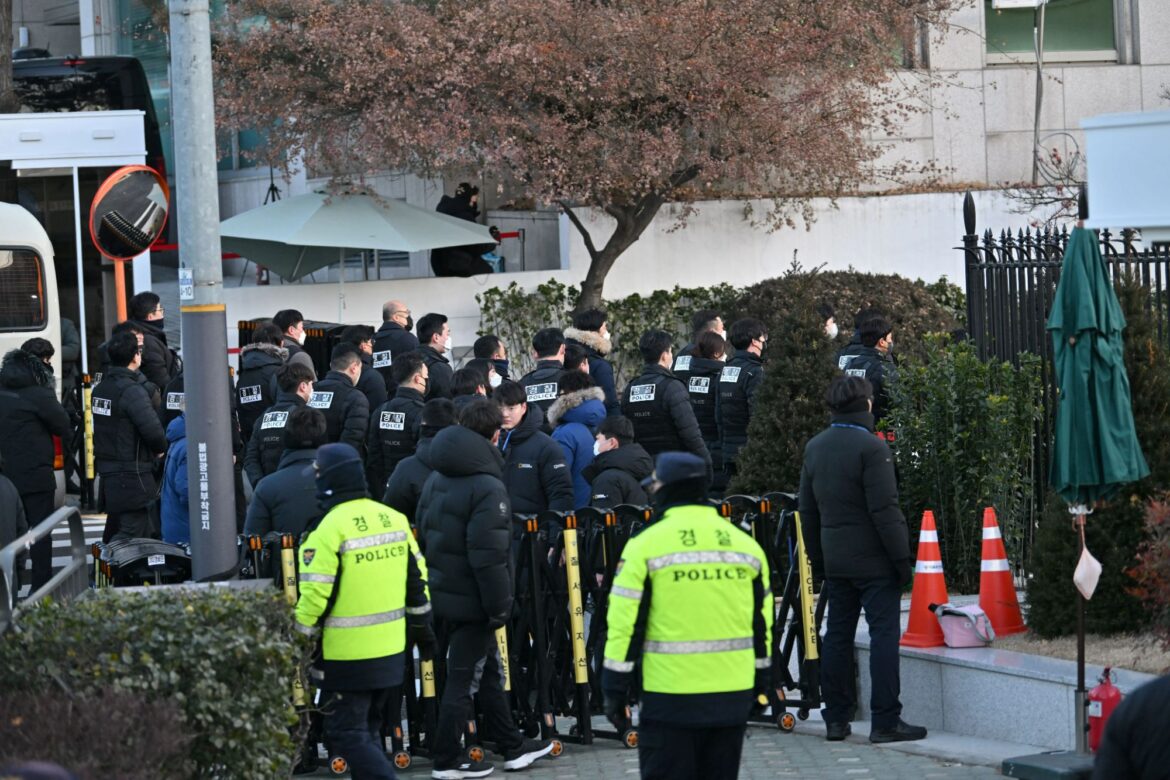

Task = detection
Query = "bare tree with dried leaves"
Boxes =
[216,0,962,309]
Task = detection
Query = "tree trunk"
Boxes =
[0,0,18,205]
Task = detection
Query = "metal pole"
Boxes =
[71,167,89,375]
[170,0,238,580]
[1075,511,1088,753]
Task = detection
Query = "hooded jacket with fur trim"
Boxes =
[0,348,71,494]
[564,327,620,417]
[548,386,607,508]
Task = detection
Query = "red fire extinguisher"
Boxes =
[1088,667,1123,752]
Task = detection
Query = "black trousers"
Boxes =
[22,491,55,591]
[321,688,398,780]
[821,576,903,730]
[433,621,521,766]
[637,721,745,780]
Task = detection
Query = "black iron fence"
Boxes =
[961,191,1170,499]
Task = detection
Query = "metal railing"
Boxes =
[0,506,90,635]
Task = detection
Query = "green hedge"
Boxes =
[0,587,309,779]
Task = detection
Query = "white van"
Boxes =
[0,202,66,506]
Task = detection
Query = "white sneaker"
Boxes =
[431,758,495,779]
[502,738,555,771]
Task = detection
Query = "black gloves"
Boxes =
[894,559,913,588]
[603,690,626,728]
[408,617,437,661]
[487,612,509,631]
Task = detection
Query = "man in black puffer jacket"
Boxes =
[584,416,652,508]
[244,407,326,539]
[494,381,574,520]
[311,344,370,451]
[339,324,388,411]
[718,318,767,479]
[372,300,419,393]
[0,348,71,588]
[367,352,428,496]
[383,399,456,525]
[127,291,180,392]
[235,323,287,446]
[798,375,922,745]
[244,362,315,488]
[622,330,711,467]
[416,399,553,776]
[91,332,168,542]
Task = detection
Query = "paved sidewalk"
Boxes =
[309,723,1000,778]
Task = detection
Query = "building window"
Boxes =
[985,0,1116,63]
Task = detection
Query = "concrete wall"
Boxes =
[11,0,82,55]
[218,189,1037,351]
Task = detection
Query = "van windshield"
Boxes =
[0,249,47,331]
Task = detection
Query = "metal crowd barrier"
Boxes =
[0,506,90,635]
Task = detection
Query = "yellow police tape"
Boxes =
[793,511,819,661]
[496,627,512,692]
[564,524,590,686]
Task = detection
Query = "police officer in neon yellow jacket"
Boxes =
[296,442,433,780]
[603,451,772,780]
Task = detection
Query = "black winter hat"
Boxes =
[306,442,367,499]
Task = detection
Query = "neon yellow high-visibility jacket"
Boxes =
[603,502,771,725]
[295,497,430,664]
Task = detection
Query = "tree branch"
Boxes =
[557,201,600,261]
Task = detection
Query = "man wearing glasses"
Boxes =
[127,291,179,392]
[372,300,420,394]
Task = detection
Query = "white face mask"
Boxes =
[593,439,604,457]
[715,329,727,341]
[826,322,839,339]
[444,336,453,352]
[296,331,306,345]
[602,331,612,342]
[489,373,503,389]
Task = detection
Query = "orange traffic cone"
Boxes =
[901,510,950,648]
[978,507,1026,637]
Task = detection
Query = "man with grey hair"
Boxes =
[372,299,420,394]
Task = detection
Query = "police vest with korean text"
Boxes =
[519,360,563,430]
[295,497,429,661]
[621,365,685,455]
[604,503,772,722]
[249,395,305,480]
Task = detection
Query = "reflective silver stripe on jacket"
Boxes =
[294,622,320,637]
[339,530,408,554]
[406,603,432,615]
[646,551,761,572]
[603,658,636,672]
[755,657,772,669]
[644,637,754,654]
[610,585,643,601]
[299,573,336,584]
[323,608,406,628]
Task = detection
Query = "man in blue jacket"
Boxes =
[547,373,606,509]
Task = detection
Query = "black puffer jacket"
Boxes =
[518,359,564,430]
[419,345,454,400]
[843,347,896,425]
[583,443,653,508]
[497,403,574,516]
[684,355,725,469]
[243,392,307,487]
[92,366,168,471]
[717,350,765,465]
[0,349,71,495]
[383,434,439,526]
[244,448,322,539]
[621,364,711,465]
[236,343,286,443]
[367,387,425,493]
[797,411,910,580]
[129,318,180,392]
[311,371,370,451]
[0,453,28,549]
[371,321,420,393]
[416,425,513,624]
[356,353,389,411]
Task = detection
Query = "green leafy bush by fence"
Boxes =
[887,337,1042,593]
[0,587,309,779]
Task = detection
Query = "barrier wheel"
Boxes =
[329,755,348,775]
[393,751,411,769]
[778,712,796,732]
[622,729,639,749]
[468,746,485,763]
[550,739,565,757]
[797,708,810,721]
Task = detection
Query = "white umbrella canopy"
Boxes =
[219,191,494,281]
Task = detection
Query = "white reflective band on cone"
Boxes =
[982,526,1002,540]
[981,559,1010,572]
[919,530,939,543]
[915,560,945,574]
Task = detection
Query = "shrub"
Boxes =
[476,280,740,385]
[728,267,960,495]
[1026,275,1170,637]
[886,337,1042,592]
[1130,495,1170,643]
[0,587,309,779]
[0,691,190,779]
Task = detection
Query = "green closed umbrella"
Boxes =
[1045,225,1148,754]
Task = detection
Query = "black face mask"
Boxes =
[405,316,414,332]
[492,358,510,379]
